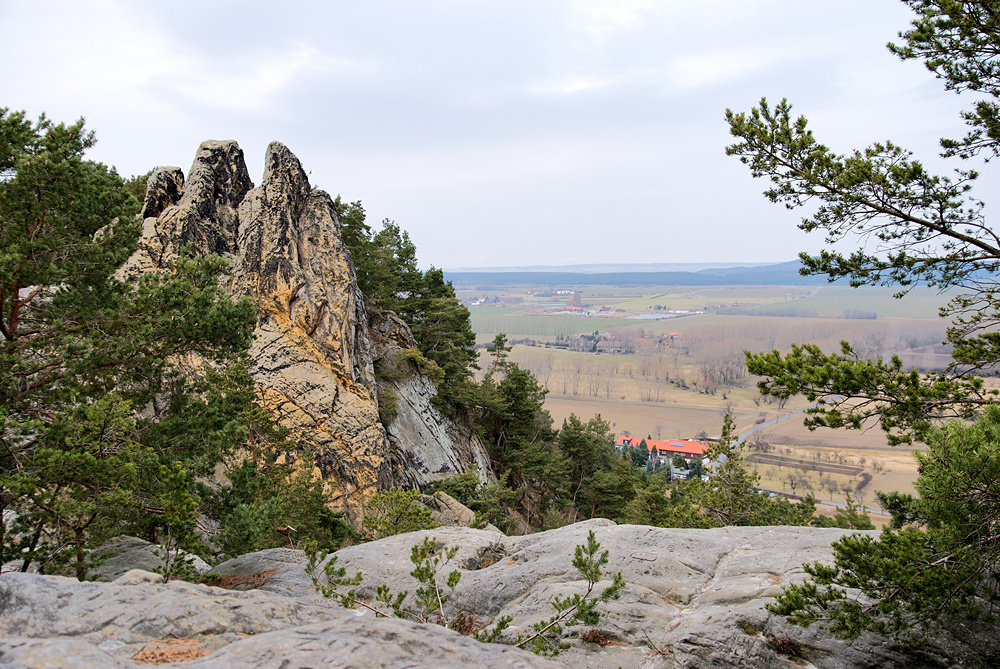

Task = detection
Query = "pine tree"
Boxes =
[726,1,1000,443]
[556,415,616,518]
[682,415,813,527]
[770,406,1000,639]
[0,110,264,576]
[333,199,479,414]
[729,1,1000,643]
[406,268,478,413]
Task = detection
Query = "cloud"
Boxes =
[0,1,359,116]
[530,72,624,95]
[156,44,357,114]
[527,1,801,96]
[563,0,662,44]
[665,47,788,89]
[563,0,781,45]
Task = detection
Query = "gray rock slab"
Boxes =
[206,546,322,599]
[176,619,564,669]
[0,638,140,669]
[0,575,563,669]
[0,571,338,645]
[306,520,990,668]
[0,620,565,669]
[419,490,477,526]
[88,536,211,581]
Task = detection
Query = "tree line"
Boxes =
[425,336,860,535]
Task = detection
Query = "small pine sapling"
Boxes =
[306,529,626,657]
[304,542,402,618]
[409,536,462,625]
[362,487,437,540]
[305,536,464,623]
[153,462,204,583]
[476,529,626,656]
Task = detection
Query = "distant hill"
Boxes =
[446,261,777,274]
[444,260,838,287]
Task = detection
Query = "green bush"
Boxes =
[363,487,437,540]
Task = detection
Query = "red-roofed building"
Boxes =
[616,435,706,463]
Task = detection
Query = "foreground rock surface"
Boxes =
[119,140,492,518]
[2,522,993,668]
[0,614,553,669]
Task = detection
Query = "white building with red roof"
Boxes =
[616,435,706,463]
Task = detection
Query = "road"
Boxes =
[754,486,890,516]
[734,398,890,516]
[735,402,823,445]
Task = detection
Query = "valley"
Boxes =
[455,277,948,515]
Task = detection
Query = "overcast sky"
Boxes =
[2,0,994,269]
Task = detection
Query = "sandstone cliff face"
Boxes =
[385,374,493,487]
[369,311,495,488]
[122,140,491,520]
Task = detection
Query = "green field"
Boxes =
[470,309,628,339]
[462,285,951,329]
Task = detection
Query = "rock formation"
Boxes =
[417,491,477,527]
[120,140,492,520]
[2,521,992,668]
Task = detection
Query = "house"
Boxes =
[596,335,635,355]
[616,435,706,464]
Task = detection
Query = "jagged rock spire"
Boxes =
[123,140,492,522]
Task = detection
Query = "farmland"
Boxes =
[455,276,955,512]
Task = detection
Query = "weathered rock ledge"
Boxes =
[2,521,990,668]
